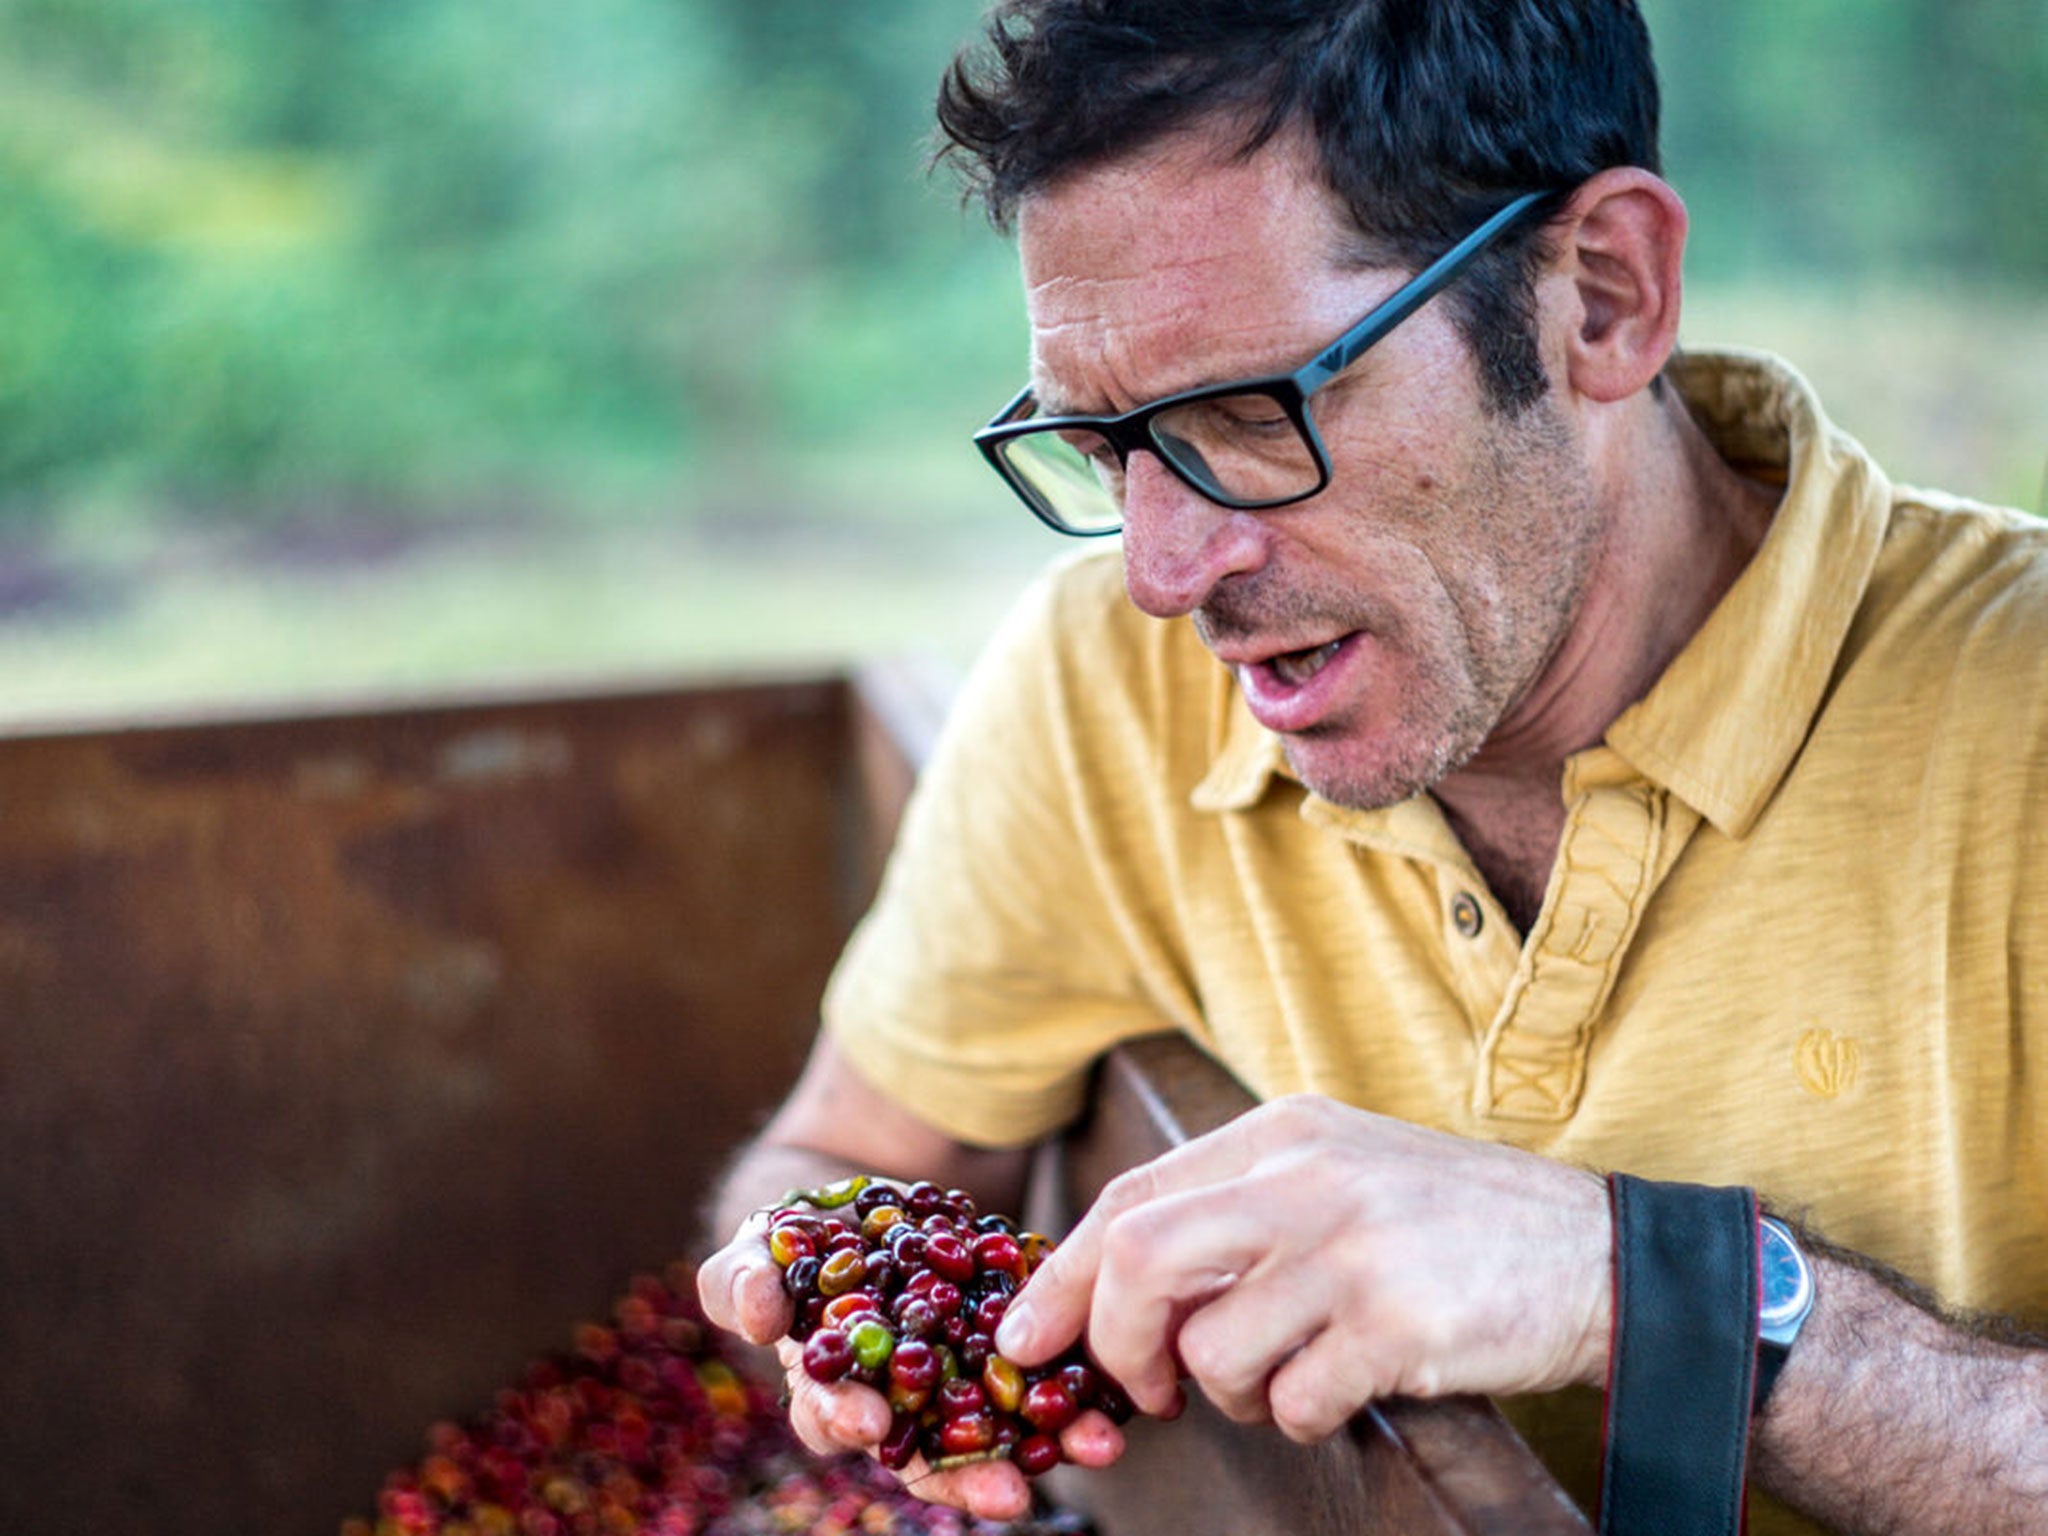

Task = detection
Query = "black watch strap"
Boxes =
[1752,1337,1791,1417]
[1599,1174,1759,1536]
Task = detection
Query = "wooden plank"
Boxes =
[1041,1035,1592,1536]
[0,678,864,1536]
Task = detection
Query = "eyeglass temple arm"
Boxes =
[1292,191,1553,394]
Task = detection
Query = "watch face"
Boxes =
[1758,1217,1816,1338]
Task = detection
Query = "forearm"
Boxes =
[1753,1247,2048,1534]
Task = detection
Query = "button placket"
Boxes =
[1306,798,1519,1032]
[1433,875,1521,1034]
[1473,783,1668,1123]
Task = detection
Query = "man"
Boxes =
[700,4,2048,1532]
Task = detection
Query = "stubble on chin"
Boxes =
[1275,653,1494,811]
[1204,391,1603,813]
[1194,551,1496,814]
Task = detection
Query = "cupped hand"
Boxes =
[993,1094,1613,1443]
[773,1335,1125,1522]
[698,1210,1125,1520]
[696,1210,794,1346]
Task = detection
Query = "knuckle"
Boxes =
[1174,1326,1224,1383]
[1262,1092,1340,1136]
[1365,1290,1449,1363]
[1267,1378,1341,1444]
[1404,1360,1447,1399]
[1096,1205,1177,1293]
[1322,1228,1381,1289]
[693,1269,730,1323]
[802,1381,878,1451]
[1272,1406,1335,1444]
[1099,1161,1166,1218]
[1173,1311,1246,1392]
[1268,1343,1378,1445]
[1206,1383,1270,1425]
[1097,1208,1153,1279]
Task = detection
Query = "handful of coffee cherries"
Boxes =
[767,1175,1134,1478]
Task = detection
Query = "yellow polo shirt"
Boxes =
[823,351,2048,1527]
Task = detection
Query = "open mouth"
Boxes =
[1232,631,1366,736]
[1267,638,1344,688]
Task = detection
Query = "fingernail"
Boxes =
[994,1304,1033,1358]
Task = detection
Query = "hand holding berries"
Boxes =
[700,1158,1129,1524]
[990,1095,1615,1444]
[761,1176,1134,1484]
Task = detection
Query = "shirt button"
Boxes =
[1451,892,1484,938]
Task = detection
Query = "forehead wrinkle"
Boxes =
[1027,253,1353,416]
[1028,273,1404,418]
[1017,123,1409,416]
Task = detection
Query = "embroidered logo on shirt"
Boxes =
[1795,1028,1860,1099]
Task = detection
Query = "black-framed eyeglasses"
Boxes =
[974,189,1558,537]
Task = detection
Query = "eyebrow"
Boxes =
[1027,366,1126,419]
[1031,364,1265,421]
[1029,307,1366,420]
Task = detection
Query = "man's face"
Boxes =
[1016,129,1606,810]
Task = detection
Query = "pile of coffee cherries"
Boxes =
[770,1176,1132,1479]
[345,1262,1089,1536]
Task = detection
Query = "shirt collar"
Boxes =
[1602,349,1891,836]
[1191,350,1892,838]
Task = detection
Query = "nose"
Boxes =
[1119,452,1270,619]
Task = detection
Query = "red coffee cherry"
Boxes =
[769,1175,1140,1477]
[1020,1375,1080,1433]
[802,1329,855,1384]
[1013,1432,1063,1476]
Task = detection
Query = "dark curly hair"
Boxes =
[936,0,1663,412]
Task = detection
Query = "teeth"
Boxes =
[1269,639,1341,687]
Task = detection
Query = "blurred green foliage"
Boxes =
[0,0,1020,519]
[1648,0,2048,278]
[0,0,2042,524]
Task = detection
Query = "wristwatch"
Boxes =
[1754,1214,1816,1413]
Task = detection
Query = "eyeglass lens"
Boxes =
[996,390,1321,533]
[1151,394,1319,502]
[993,428,1123,534]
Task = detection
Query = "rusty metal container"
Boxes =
[0,666,1580,1535]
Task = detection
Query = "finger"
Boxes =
[999,1105,1314,1364]
[873,1417,1123,1518]
[734,1265,797,1344]
[693,1215,758,1333]
[1265,1321,1399,1445]
[1171,1263,1329,1423]
[1078,1181,1290,1416]
[894,1453,1033,1523]
[783,1361,891,1456]
[1055,1407,1125,1469]
[697,1212,795,1344]
[996,1173,1150,1366]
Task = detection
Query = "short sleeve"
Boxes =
[821,552,1203,1147]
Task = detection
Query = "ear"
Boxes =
[1550,167,1687,404]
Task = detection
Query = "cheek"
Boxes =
[1316,403,1468,527]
